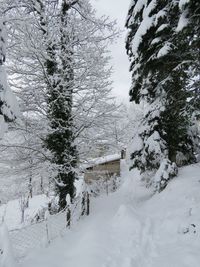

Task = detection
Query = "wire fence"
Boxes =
[7,192,90,262]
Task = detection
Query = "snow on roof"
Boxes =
[84,154,121,169]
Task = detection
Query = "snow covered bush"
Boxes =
[153,159,178,192]
[88,175,121,197]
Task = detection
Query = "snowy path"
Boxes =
[20,163,200,267]
[20,192,137,267]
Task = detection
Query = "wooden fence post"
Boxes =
[66,194,71,228]
[81,193,86,216]
[86,192,90,216]
[66,206,71,228]
[44,210,50,245]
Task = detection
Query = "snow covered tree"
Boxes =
[126,0,196,190]
[1,0,119,207]
[26,0,80,209]
[0,19,18,138]
[176,0,200,158]
[183,0,200,115]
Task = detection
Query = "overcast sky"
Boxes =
[90,0,131,104]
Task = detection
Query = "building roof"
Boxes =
[83,154,121,169]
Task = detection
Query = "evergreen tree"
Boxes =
[126,0,196,190]
[178,0,200,157]
[180,0,200,115]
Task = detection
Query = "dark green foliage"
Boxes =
[184,1,200,118]
[44,42,77,210]
[126,0,197,187]
[175,0,200,157]
[32,0,78,210]
[161,71,195,165]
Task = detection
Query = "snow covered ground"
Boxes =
[9,162,200,266]
[0,195,51,230]
[0,179,84,231]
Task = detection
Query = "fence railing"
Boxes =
[5,192,90,262]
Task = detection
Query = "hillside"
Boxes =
[19,162,200,267]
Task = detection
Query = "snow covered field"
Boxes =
[18,162,200,267]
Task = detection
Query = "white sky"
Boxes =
[90,0,131,104]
